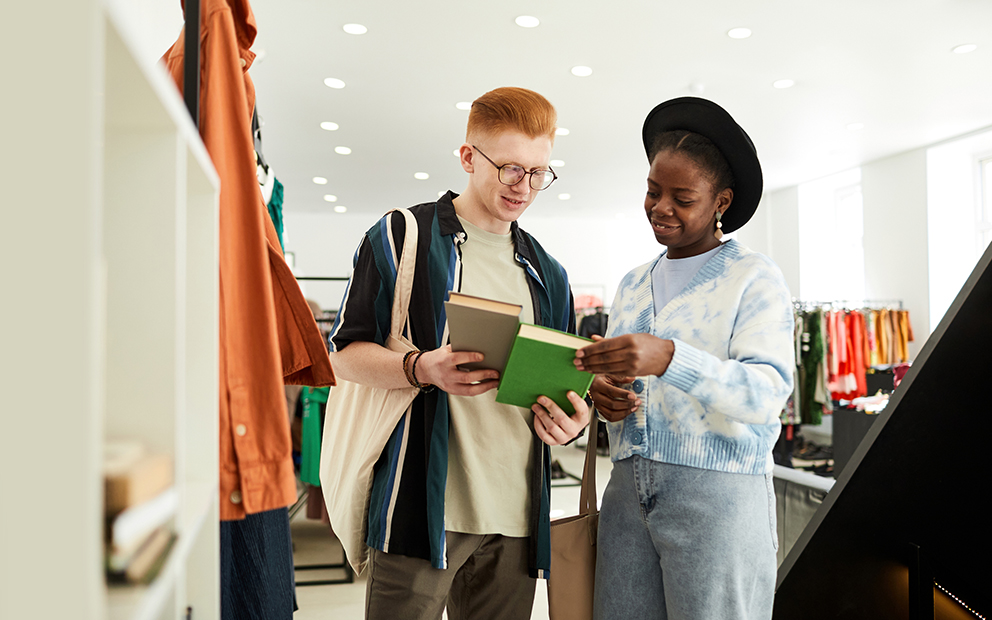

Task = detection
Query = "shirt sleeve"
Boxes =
[328,234,385,352]
[661,279,796,427]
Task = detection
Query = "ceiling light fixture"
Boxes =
[342,23,367,35]
[727,27,752,39]
[773,79,795,89]
[320,121,339,131]
[323,194,338,202]
[558,193,571,200]
[515,15,540,28]
[571,66,593,77]
[556,127,570,136]
[334,205,348,213]
[414,172,430,180]
[550,160,564,167]
[312,177,328,185]
[847,122,865,131]
[455,101,472,110]
[334,146,352,155]
[323,77,346,89]
[953,43,977,54]
[438,191,446,198]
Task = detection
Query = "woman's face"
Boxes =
[644,150,732,259]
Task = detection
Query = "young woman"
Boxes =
[575,98,795,620]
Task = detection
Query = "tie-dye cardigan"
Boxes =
[604,239,795,475]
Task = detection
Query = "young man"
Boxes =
[329,87,591,620]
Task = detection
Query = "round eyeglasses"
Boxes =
[472,145,557,191]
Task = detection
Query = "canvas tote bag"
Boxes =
[548,422,600,620]
[319,208,420,575]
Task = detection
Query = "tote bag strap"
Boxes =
[385,208,418,339]
[578,419,598,516]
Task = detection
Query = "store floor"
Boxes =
[290,442,613,620]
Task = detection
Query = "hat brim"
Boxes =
[642,97,762,234]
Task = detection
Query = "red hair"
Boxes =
[466,87,557,144]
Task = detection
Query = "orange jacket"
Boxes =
[163,0,335,520]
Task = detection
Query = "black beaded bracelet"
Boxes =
[411,350,435,392]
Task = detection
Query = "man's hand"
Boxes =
[416,345,499,396]
[589,375,639,423]
[574,333,674,378]
[531,390,591,446]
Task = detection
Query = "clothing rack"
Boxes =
[792,299,904,310]
[183,0,199,128]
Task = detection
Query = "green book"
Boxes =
[495,323,595,414]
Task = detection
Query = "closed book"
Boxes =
[495,324,595,414]
[104,448,173,516]
[444,292,522,372]
[107,527,176,584]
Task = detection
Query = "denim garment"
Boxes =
[594,457,777,620]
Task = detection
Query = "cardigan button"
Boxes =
[632,379,644,394]
[632,432,643,445]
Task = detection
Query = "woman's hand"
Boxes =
[589,375,640,423]
[574,333,675,377]
[416,345,499,396]
[531,390,591,446]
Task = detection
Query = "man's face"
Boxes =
[461,131,553,231]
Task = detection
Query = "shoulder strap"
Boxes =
[579,420,598,516]
[387,208,418,339]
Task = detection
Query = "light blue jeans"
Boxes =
[594,456,777,620]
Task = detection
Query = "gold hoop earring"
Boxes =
[714,211,724,241]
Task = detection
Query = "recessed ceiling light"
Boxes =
[414,172,430,180]
[455,101,472,111]
[571,66,593,77]
[335,146,352,155]
[312,176,328,185]
[847,122,865,131]
[515,15,540,28]
[323,194,338,202]
[773,79,795,89]
[342,23,367,35]
[558,193,571,200]
[550,160,564,167]
[727,27,752,39]
[334,205,348,213]
[556,127,570,136]
[320,121,339,131]
[323,77,346,89]
[453,149,461,157]
[438,191,446,198]
[953,43,977,54]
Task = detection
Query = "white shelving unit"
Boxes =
[3,2,220,619]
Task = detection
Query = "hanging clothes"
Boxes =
[266,177,285,251]
[162,0,335,522]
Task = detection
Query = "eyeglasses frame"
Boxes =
[471,145,557,191]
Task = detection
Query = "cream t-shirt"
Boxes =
[445,216,536,536]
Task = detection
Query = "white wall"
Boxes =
[862,148,930,359]
[737,187,801,297]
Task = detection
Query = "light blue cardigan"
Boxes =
[605,239,795,475]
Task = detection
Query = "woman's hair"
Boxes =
[649,130,734,192]
[467,87,557,144]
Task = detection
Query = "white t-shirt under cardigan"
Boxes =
[605,239,795,475]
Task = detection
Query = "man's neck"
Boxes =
[451,191,512,235]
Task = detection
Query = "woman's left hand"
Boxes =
[532,390,591,446]
[574,333,675,377]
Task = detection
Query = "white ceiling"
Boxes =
[242,0,992,217]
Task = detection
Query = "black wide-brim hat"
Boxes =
[642,97,762,234]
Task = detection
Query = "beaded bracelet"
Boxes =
[402,350,419,388]
[411,350,435,392]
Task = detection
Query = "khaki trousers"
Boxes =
[365,532,536,620]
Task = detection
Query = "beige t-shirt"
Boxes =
[445,216,536,536]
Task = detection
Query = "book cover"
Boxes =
[444,292,522,372]
[495,324,595,414]
[108,487,178,552]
